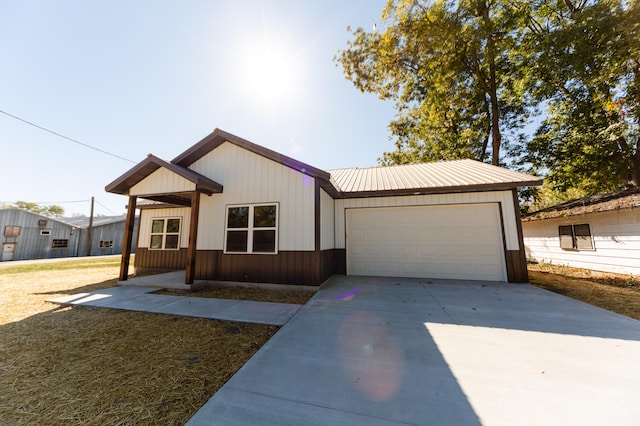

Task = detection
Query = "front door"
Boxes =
[2,243,16,261]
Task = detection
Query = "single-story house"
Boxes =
[522,188,640,276]
[1,209,139,261]
[106,129,542,286]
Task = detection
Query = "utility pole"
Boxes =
[87,196,94,256]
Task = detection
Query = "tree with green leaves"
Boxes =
[520,0,639,192]
[337,0,639,197]
[336,0,529,166]
[3,201,65,217]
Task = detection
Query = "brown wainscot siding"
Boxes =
[135,248,188,271]
[321,249,345,281]
[136,248,346,285]
[505,250,528,283]
[193,249,346,286]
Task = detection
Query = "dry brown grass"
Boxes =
[0,258,278,425]
[528,263,640,320]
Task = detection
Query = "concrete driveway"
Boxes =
[188,276,640,425]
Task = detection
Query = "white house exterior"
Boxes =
[523,189,640,276]
[106,129,541,285]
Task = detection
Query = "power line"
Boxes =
[1,199,89,204]
[0,109,136,164]
[95,199,119,215]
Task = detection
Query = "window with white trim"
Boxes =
[99,240,114,248]
[225,203,278,254]
[150,218,181,250]
[559,224,594,250]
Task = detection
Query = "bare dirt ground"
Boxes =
[528,263,640,320]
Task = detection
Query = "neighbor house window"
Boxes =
[52,239,69,248]
[225,203,278,254]
[40,230,51,236]
[4,226,20,237]
[150,218,181,250]
[99,240,113,248]
[559,224,593,250]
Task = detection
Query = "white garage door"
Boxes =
[346,203,506,281]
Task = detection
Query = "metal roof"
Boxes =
[59,215,132,228]
[328,159,542,196]
[523,187,640,221]
[105,129,542,205]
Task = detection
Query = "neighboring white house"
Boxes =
[522,189,640,276]
[106,128,541,285]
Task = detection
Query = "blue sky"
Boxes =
[0,1,394,217]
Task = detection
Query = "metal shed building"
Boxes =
[1,209,80,261]
[1,209,139,261]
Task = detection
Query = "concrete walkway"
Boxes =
[188,276,640,426]
[48,284,302,326]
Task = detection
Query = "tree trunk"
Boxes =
[479,1,502,165]
[631,143,640,187]
[489,91,501,166]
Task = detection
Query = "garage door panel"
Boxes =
[346,204,506,281]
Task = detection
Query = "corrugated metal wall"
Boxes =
[0,209,80,260]
[76,219,139,256]
[1,209,139,261]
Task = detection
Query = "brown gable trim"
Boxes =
[172,128,332,182]
[105,154,223,196]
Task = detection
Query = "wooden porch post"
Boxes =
[119,195,137,281]
[185,190,201,284]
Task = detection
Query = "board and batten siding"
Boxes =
[334,190,520,251]
[320,188,335,250]
[523,209,640,276]
[130,167,195,196]
[137,207,191,249]
[189,142,315,251]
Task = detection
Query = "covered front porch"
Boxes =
[105,154,223,285]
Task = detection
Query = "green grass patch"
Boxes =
[0,257,125,275]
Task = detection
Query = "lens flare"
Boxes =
[337,311,403,401]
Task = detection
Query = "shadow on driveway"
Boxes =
[188,276,640,425]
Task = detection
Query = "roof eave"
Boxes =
[172,128,332,183]
[105,154,223,196]
[338,180,543,198]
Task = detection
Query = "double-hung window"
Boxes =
[559,224,593,250]
[225,203,278,254]
[150,218,181,250]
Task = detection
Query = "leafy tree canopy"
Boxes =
[337,0,530,166]
[337,0,639,197]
